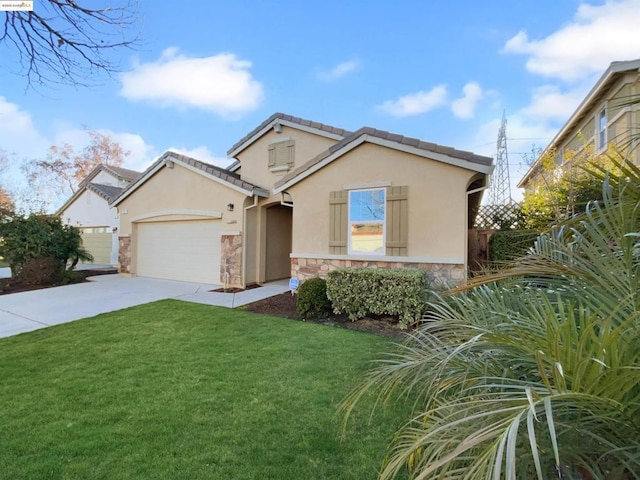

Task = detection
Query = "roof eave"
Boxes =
[227,116,346,159]
[274,134,494,194]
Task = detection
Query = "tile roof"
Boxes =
[104,165,141,183]
[274,126,493,190]
[87,183,123,202]
[227,112,351,157]
[165,151,268,194]
[110,151,268,206]
[78,163,141,189]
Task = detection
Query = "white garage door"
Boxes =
[136,220,221,284]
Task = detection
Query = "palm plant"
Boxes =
[342,158,640,479]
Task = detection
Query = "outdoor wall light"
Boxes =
[227,203,234,212]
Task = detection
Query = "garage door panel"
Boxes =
[136,220,221,284]
[81,228,112,265]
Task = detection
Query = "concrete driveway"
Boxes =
[0,274,290,339]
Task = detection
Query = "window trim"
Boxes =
[347,187,386,256]
[597,107,607,151]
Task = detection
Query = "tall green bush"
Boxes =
[326,268,428,329]
[296,277,331,319]
[489,229,540,262]
[0,214,92,282]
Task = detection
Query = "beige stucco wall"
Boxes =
[558,73,640,158]
[117,163,248,236]
[235,125,339,191]
[286,142,478,262]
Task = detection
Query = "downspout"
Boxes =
[280,192,293,208]
[241,194,259,289]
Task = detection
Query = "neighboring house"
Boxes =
[519,58,640,190]
[57,164,140,265]
[111,113,493,288]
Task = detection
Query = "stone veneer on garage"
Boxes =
[118,236,131,274]
[291,257,465,289]
[220,234,243,288]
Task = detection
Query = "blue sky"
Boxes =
[2,0,640,210]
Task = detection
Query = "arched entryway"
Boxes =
[264,204,293,281]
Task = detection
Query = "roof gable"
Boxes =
[273,127,493,193]
[518,58,640,188]
[227,112,351,159]
[78,163,140,189]
[110,151,269,207]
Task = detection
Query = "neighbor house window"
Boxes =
[268,139,295,171]
[598,108,607,150]
[348,188,385,255]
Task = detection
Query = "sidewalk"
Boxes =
[0,275,290,339]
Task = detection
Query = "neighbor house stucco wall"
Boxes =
[522,72,640,189]
[92,170,129,187]
[286,142,476,262]
[60,189,118,228]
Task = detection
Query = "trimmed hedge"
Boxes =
[296,277,331,319]
[326,268,428,329]
[489,229,540,262]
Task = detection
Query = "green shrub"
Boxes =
[489,229,539,262]
[296,277,331,319]
[326,268,428,329]
[0,214,93,282]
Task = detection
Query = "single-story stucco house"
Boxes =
[110,113,494,288]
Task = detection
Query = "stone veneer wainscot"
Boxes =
[118,236,131,274]
[291,257,465,289]
[220,234,243,288]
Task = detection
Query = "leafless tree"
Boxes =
[1,0,139,87]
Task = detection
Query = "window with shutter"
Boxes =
[348,188,385,255]
[330,186,408,256]
[268,139,295,171]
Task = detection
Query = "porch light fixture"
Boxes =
[227,203,234,212]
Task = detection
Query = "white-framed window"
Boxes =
[348,188,385,255]
[598,108,607,150]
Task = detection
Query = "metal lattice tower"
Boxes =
[488,111,512,205]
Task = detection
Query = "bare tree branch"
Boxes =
[1,0,140,87]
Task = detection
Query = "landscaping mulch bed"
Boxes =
[243,292,411,339]
[0,269,118,295]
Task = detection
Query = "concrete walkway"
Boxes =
[0,274,290,339]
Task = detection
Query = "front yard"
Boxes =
[0,300,408,479]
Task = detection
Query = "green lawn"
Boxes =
[0,300,408,479]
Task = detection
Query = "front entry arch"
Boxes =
[264,204,292,281]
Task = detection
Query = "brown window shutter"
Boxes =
[286,140,295,167]
[386,185,408,256]
[268,144,276,167]
[329,190,348,254]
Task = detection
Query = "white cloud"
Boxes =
[504,0,640,81]
[451,82,483,119]
[0,97,48,158]
[378,85,448,117]
[120,48,264,115]
[318,60,361,81]
[167,146,230,168]
[521,84,587,121]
